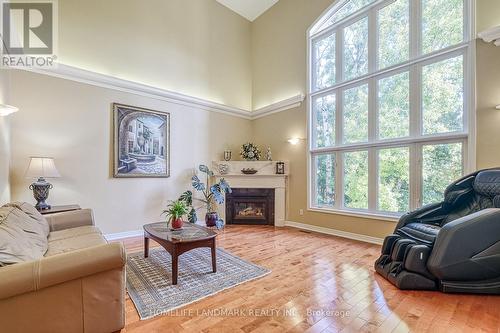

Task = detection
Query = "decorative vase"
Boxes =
[205,212,218,227]
[171,218,184,230]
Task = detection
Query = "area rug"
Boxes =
[126,247,270,320]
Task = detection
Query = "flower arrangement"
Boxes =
[240,142,261,161]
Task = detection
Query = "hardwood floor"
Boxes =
[119,226,500,333]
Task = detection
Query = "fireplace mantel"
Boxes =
[213,161,288,227]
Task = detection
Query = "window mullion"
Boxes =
[415,143,423,209]
[335,152,344,209]
[409,0,421,58]
[336,27,343,84]
[368,9,377,73]
[409,64,421,138]
[369,148,378,211]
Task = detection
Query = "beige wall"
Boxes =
[476,0,500,33]
[58,0,252,110]
[251,0,500,239]
[251,0,332,109]
[476,40,500,169]
[9,70,252,234]
[0,70,11,204]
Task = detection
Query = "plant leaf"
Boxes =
[219,178,232,194]
[192,175,205,191]
[188,208,197,223]
[199,164,209,173]
[179,190,193,206]
[210,184,225,204]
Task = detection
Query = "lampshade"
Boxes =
[25,157,61,178]
[0,104,19,117]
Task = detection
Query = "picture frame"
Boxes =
[113,103,170,178]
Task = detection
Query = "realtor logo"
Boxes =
[1,1,57,67]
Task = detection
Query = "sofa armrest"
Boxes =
[0,242,126,300]
[45,209,95,231]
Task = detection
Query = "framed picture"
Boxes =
[113,103,170,178]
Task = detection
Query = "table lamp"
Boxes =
[25,157,61,211]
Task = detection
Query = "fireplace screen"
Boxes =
[226,188,275,225]
[235,202,266,219]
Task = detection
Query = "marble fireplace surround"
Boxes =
[213,161,289,227]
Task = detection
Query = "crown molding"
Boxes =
[478,26,500,45]
[19,63,305,120]
[22,64,253,119]
[252,94,305,119]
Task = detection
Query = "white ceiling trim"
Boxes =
[20,63,303,120]
[216,0,278,21]
[253,94,305,119]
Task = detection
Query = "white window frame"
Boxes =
[307,0,476,221]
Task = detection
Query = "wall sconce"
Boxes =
[496,105,500,110]
[0,104,19,117]
[287,138,303,145]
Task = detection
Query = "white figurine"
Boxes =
[266,147,272,161]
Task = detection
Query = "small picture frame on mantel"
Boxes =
[276,161,285,175]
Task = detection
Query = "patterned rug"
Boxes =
[126,247,271,320]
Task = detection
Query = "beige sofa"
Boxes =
[0,203,126,333]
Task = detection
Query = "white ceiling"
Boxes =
[216,0,279,21]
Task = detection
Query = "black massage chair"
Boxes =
[375,168,500,294]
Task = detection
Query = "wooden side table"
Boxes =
[39,204,81,215]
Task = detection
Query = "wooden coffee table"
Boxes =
[143,222,218,285]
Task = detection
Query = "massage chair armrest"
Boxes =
[428,208,500,281]
[395,202,444,230]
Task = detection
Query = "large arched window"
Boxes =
[307,0,474,218]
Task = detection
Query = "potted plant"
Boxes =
[191,164,231,227]
[162,200,188,230]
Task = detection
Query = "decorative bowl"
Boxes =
[241,168,258,175]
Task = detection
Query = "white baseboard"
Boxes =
[284,221,384,245]
[104,229,143,241]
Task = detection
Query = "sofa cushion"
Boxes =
[3,202,50,237]
[48,225,102,242]
[0,206,48,266]
[45,228,107,257]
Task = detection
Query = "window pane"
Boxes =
[422,0,463,54]
[422,142,463,206]
[378,0,409,69]
[378,147,410,212]
[313,93,336,148]
[378,72,410,139]
[343,84,368,143]
[422,55,464,135]
[315,154,336,206]
[344,151,368,209]
[344,17,368,80]
[313,33,336,91]
[316,0,376,33]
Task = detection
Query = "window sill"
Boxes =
[307,207,401,222]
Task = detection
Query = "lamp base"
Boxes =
[29,177,53,211]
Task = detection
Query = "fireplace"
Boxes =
[225,188,275,225]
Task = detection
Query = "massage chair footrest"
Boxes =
[388,270,437,290]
